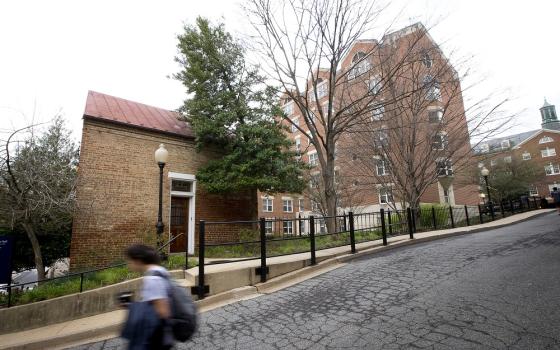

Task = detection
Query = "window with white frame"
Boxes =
[318,219,327,234]
[378,187,393,204]
[367,76,381,94]
[528,185,538,196]
[265,221,274,235]
[283,221,293,235]
[541,147,556,157]
[539,136,554,144]
[282,102,294,116]
[428,109,443,123]
[316,81,328,99]
[374,127,389,147]
[432,132,448,150]
[291,118,299,133]
[545,163,560,175]
[480,144,490,153]
[311,200,320,212]
[504,156,512,163]
[262,197,273,212]
[298,198,305,212]
[522,152,531,160]
[348,52,370,79]
[370,104,384,121]
[282,198,293,213]
[294,137,301,153]
[443,188,451,204]
[376,159,389,176]
[436,159,453,176]
[490,159,498,167]
[306,132,313,145]
[501,140,510,150]
[549,184,560,192]
[308,152,319,166]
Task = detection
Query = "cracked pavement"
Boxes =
[70,212,560,349]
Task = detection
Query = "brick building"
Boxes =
[70,91,254,268]
[258,23,479,230]
[474,99,560,198]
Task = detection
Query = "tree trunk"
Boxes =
[22,223,46,281]
[323,152,338,234]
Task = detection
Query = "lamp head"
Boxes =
[154,144,169,164]
[481,167,490,177]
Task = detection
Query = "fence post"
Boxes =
[259,218,267,283]
[478,204,484,224]
[510,199,514,214]
[349,212,356,253]
[407,207,414,239]
[412,208,417,233]
[7,284,12,308]
[431,206,437,230]
[449,206,455,228]
[380,209,388,245]
[464,205,470,226]
[197,220,206,300]
[500,200,505,217]
[343,212,347,232]
[80,273,84,293]
[387,210,393,234]
[309,216,316,265]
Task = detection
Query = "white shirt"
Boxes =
[141,265,170,302]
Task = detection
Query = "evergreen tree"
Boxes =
[174,17,305,196]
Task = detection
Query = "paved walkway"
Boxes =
[71,211,560,349]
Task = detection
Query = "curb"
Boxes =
[3,210,552,350]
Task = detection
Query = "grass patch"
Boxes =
[1,255,198,307]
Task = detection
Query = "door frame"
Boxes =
[168,172,196,255]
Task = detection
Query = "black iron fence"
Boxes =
[192,196,546,300]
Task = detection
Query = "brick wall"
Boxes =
[70,119,254,269]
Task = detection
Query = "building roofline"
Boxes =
[512,128,560,149]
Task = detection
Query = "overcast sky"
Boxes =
[1,0,559,142]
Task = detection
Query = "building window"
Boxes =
[316,81,328,99]
[548,184,560,193]
[291,118,299,133]
[171,179,192,192]
[308,152,319,166]
[374,128,389,147]
[423,75,441,101]
[262,197,273,212]
[541,147,556,158]
[436,159,453,176]
[539,136,554,144]
[298,198,305,212]
[349,52,370,79]
[311,200,320,212]
[283,221,293,235]
[295,137,301,153]
[422,51,433,68]
[522,152,531,160]
[367,76,381,94]
[376,159,389,176]
[265,221,274,235]
[480,144,490,153]
[443,188,450,204]
[310,173,320,189]
[370,104,384,121]
[283,199,293,213]
[428,109,443,123]
[322,104,335,117]
[545,163,560,175]
[379,187,393,204]
[283,102,294,116]
[318,219,327,234]
[306,131,313,145]
[504,156,512,163]
[490,159,498,167]
[432,132,448,150]
[501,140,510,150]
[528,185,538,196]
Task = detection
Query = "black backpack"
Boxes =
[150,270,198,342]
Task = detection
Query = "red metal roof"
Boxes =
[83,90,193,138]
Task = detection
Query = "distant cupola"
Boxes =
[540,98,560,130]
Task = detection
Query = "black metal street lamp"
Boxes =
[154,144,169,250]
[481,167,495,220]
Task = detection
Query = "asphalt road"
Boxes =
[71,212,560,350]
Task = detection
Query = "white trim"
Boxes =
[168,172,196,181]
[167,172,196,255]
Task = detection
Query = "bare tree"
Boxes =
[245,0,440,232]
[345,25,511,211]
[0,117,78,280]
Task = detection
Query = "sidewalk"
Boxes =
[0,209,553,350]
